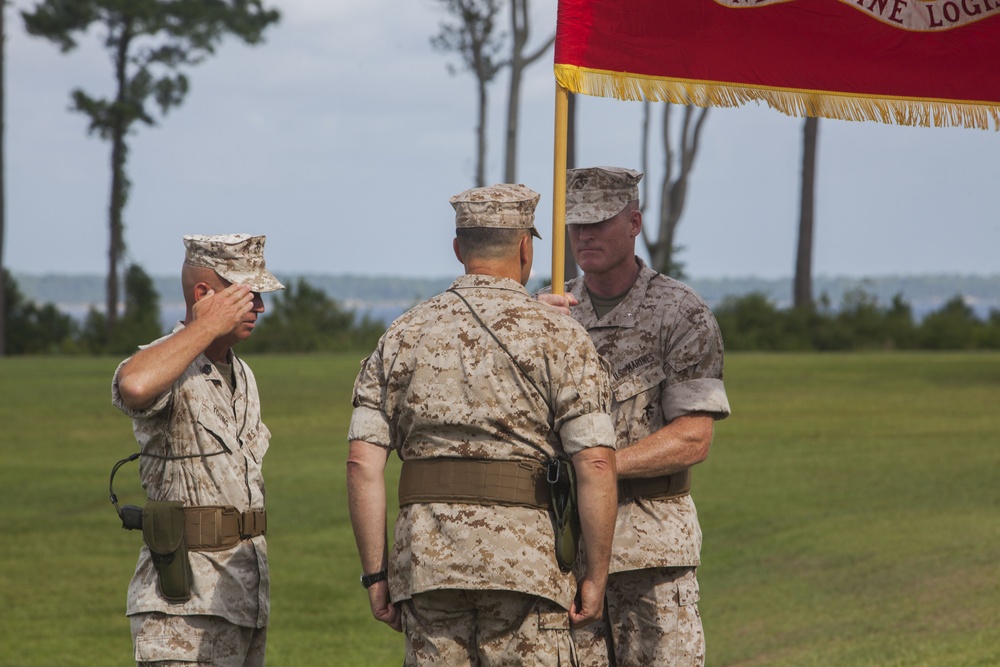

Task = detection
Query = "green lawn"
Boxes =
[1,352,997,666]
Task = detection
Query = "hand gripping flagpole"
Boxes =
[551,83,569,297]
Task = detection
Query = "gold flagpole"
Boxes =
[551,83,569,296]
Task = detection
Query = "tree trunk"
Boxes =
[503,0,523,184]
[475,78,488,187]
[794,116,819,309]
[653,104,677,273]
[503,0,525,183]
[504,65,520,184]
[0,0,7,356]
[641,103,708,278]
[430,0,504,189]
[106,22,133,335]
[107,133,126,334]
[503,0,553,184]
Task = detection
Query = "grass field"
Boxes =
[1,352,997,666]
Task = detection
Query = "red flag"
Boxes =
[555,0,1000,129]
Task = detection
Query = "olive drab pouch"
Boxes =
[142,501,192,602]
[549,459,581,572]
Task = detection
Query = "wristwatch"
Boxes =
[361,569,388,588]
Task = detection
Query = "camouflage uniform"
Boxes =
[350,271,616,665]
[112,232,281,667]
[128,612,267,667]
[542,258,730,666]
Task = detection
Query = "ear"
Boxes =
[629,208,643,237]
[453,237,463,264]
[520,234,531,262]
[193,282,214,302]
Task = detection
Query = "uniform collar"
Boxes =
[450,273,530,296]
[570,257,656,329]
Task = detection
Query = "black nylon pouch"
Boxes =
[142,500,192,602]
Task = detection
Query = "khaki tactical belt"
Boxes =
[184,506,267,552]
[398,458,550,510]
[618,469,691,501]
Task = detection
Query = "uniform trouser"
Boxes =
[130,612,267,667]
[399,589,576,666]
[572,567,704,667]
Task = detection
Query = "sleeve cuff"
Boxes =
[558,412,616,455]
[111,359,171,419]
[348,406,392,447]
[662,378,731,422]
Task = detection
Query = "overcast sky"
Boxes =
[6,0,999,281]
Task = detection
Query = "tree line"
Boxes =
[5,267,1000,355]
[1,268,384,356]
[715,290,1000,351]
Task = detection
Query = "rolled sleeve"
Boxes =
[349,348,394,447]
[662,377,731,423]
[111,359,171,419]
[558,412,616,456]
[347,405,392,448]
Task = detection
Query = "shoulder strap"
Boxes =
[449,288,575,478]
[448,288,552,414]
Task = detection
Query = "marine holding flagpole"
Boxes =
[540,166,731,667]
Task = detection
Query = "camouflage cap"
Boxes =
[565,166,643,225]
[183,234,285,293]
[450,183,542,239]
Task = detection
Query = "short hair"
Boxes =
[180,263,224,308]
[455,227,528,262]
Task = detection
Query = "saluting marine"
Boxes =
[112,234,283,667]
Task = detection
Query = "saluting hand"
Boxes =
[116,282,259,410]
[191,284,256,337]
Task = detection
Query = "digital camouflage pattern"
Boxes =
[112,323,270,629]
[130,612,267,667]
[604,568,704,667]
[542,258,730,572]
[564,166,642,225]
[541,257,730,666]
[399,590,575,666]
[183,234,285,293]
[450,183,543,238]
[349,273,616,610]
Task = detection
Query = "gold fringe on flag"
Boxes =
[555,64,1000,131]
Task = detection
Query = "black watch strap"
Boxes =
[361,569,388,589]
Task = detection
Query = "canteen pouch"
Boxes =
[142,501,192,602]
[549,459,581,572]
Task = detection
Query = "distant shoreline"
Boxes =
[14,271,1000,328]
